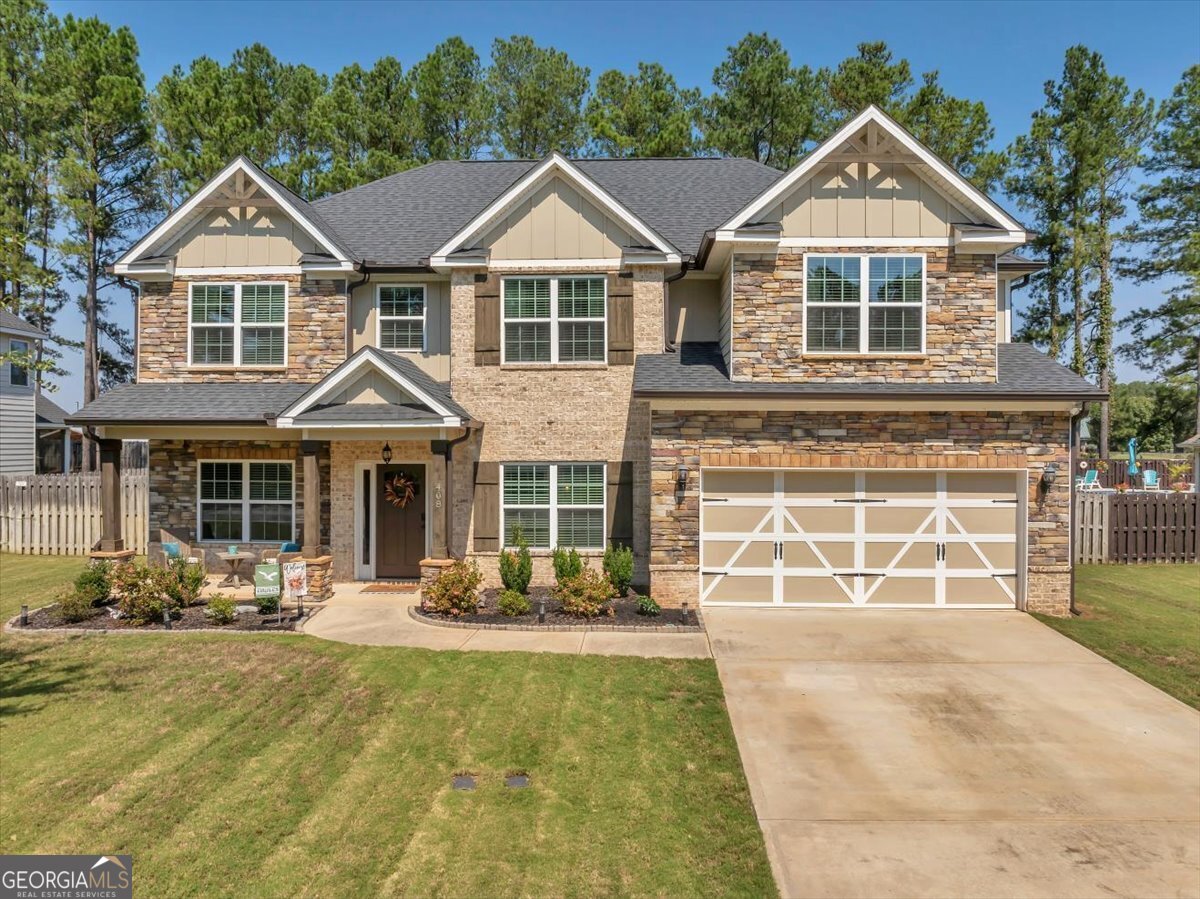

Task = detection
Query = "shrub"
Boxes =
[554,567,612,618]
[55,589,100,623]
[425,559,482,616]
[163,558,206,608]
[602,543,633,597]
[256,594,280,615]
[497,589,531,617]
[73,562,112,605]
[205,594,237,625]
[636,594,661,617]
[551,546,583,584]
[112,562,178,625]
[499,525,533,594]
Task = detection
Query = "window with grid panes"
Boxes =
[502,276,605,363]
[502,463,605,549]
[189,283,286,366]
[804,255,924,353]
[198,461,293,542]
[378,285,425,351]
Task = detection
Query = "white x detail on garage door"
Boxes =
[700,469,1022,608]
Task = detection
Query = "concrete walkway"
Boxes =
[303,585,711,659]
[704,608,1200,899]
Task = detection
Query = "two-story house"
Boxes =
[1,309,51,474]
[70,106,1102,614]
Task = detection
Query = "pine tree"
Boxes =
[411,38,489,161]
[586,62,700,158]
[487,36,589,158]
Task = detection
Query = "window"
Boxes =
[378,284,426,351]
[502,462,605,549]
[502,276,606,364]
[804,255,924,354]
[8,339,29,388]
[198,461,294,542]
[189,282,286,367]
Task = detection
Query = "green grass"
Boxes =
[0,552,87,622]
[1036,564,1200,709]
[0,554,775,898]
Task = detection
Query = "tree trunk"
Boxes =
[1047,247,1061,359]
[1071,226,1086,377]
[81,199,98,473]
[1195,335,1200,439]
[1096,177,1114,460]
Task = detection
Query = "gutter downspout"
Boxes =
[441,426,475,559]
[663,260,690,352]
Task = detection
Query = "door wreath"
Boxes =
[383,471,419,508]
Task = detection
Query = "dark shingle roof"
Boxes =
[35,393,69,427]
[312,157,783,265]
[66,383,310,425]
[634,342,1105,400]
[0,309,49,339]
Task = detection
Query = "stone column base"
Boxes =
[648,564,698,609]
[1027,565,1072,617]
[88,549,135,567]
[420,558,455,596]
[301,555,334,603]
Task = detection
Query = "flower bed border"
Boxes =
[410,605,704,634]
[3,605,313,637]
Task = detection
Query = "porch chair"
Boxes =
[1141,469,1162,491]
[1077,470,1102,490]
[159,529,200,565]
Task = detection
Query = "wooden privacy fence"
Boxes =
[1080,457,1195,489]
[0,472,148,556]
[1075,491,1198,564]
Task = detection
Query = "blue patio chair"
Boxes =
[280,542,301,554]
[1142,469,1161,491]
[1078,470,1101,490]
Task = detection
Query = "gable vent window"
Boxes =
[502,276,606,364]
[804,254,924,355]
[378,284,426,352]
[189,282,286,367]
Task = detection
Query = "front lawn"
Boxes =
[0,551,87,622]
[1036,564,1200,709]
[0,554,775,898]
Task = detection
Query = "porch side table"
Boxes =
[216,551,257,588]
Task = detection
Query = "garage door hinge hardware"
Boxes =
[833,571,871,577]
[991,498,1019,504]
[701,497,728,503]
[833,498,886,503]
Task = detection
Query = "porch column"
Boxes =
[98,438,124,552]
[429,443,448,559]
[301,440,323,556]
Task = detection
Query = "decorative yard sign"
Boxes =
[254,564,281,598]
[283,560,308,597]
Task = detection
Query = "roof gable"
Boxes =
[720,107,1025,239]
[115,157,354,274]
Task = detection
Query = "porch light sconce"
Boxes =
[1041,463,1058,492]
[381,442,393,464]
[674,465,689,504]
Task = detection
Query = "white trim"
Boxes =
[801,253,926,355]
[175,265,303,276]
[276,417,462,430]
[376,283,427,353]
[432,153,679,261]
[718,106,1024,236]
[646,397,1084,412]
[500,462,607,550]
[116,157,350,267]
[277,349,456,421]
[187,281,289,369]
[500,275,608,366]
[194,458,296,545]
[777,236,952,249]
[482,258,624,272]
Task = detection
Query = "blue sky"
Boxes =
[43,0,1200,410]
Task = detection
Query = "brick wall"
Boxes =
[446,265,662,584]
[648,409,1072,615]
[148,439,330,569]
[137,275,346,382]
[730,248,997,382]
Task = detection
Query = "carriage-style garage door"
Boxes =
[699,469,1022,608]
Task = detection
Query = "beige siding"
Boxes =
[481,176,635,260]
[0,333,36,472]
[669,276,721,344]
[770,162,970,239]
[349,278,451,381]
[169,207,319,268]
[718,257,733,368]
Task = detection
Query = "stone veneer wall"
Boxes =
[137,275,346,382]
[446,265,663,586]
[148,439,331,569]
[648,409,1072,616]
[729,248,997,382]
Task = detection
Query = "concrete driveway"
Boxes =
[705,609,1200,899]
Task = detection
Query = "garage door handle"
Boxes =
[833,498,886,504]
[702,497,728,503]
[833,571,869,577]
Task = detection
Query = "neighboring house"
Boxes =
[35,393,76,473]
[70,106,1102,615]
[0,309,50,474]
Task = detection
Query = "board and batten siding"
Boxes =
[668,276,721,345]
[718,256,734,371]
[768,162,970,239]
[0,333,36,474]
[349,278,451,381]
[165,206,319,268]
[480,175,636,260]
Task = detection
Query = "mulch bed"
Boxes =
[16,600,306,632]
[417,586,700,630]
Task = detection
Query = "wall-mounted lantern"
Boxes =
[1040,462,1058,492]
[675,465,689,504]
[381,442,393,464]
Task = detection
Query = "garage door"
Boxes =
[700,469,1021,608]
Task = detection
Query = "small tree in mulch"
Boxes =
[499,525,532,595]
[602,543,633,597]
[551,546,583,585]
[554,567,613,619]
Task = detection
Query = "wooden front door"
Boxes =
[375,464,425,578]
